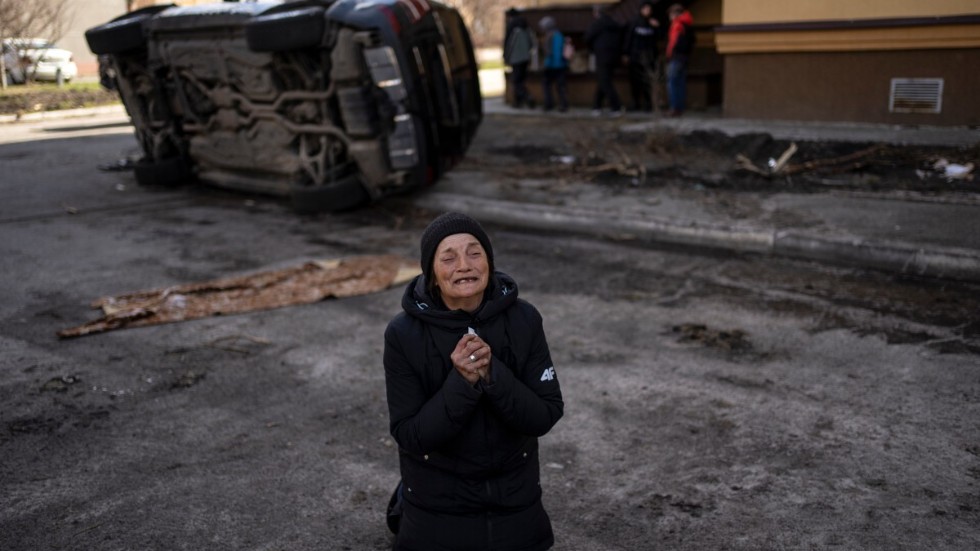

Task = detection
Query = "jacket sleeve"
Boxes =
[622,22,635,56]
[384,321,483,454]
[584,22,598,49]
[483,305,564,437]
[667,21,680,58]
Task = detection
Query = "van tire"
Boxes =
[85,4,173,55]
[290,176,369,213]
[246,7,326,52]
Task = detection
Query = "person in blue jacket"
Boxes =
[538,16,569,112]
[384,212,564,551]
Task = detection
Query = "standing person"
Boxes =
[384,212,565,551]
[504,10,536,108]
[538,16,569,112]
[585,6,624,117]
[665,3,694,117]
[624,1,661,112]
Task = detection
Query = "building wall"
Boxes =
[718,0,980,125]
[60,0,215,78]
[724,48,980,126]
[56,0,129,77]
[723,0,980,25]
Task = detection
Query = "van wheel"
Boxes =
[85,4,174,55]
[133,156,192,188]
[290,176,369,213]
[246,7,326,52]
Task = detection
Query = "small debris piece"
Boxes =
[735,142,797,177]
[737,143,886,178]
[98,158,135,172]
[58,255,420,338]
[782,144,883,176]
[673,323,751,351]
[770,142,798,174]
[41,375,81,393]
[171,371,205,389]
[941,162,975,181]
[205,334,272,355]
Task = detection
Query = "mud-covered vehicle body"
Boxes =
[86,0,482,211]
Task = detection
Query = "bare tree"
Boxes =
[0,0,73,88]
[444,0,538,49]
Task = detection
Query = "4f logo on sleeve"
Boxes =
[540,366,556,382]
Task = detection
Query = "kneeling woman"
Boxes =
[384,212,564,550]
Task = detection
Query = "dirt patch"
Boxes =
[472,114,980,195]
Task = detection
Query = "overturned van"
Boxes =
[86,0,482,211]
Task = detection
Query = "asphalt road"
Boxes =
[1,115,978,550]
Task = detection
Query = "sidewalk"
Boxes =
[414,98,980,283]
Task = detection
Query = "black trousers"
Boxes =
[542,67,568,111]
[592,61,621,111]
[628,58,657,111]
[510,62,530,107]
[393,499,554,551]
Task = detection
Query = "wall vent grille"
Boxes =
[889,78,943,114]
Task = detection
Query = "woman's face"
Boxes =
[432,233,489,311]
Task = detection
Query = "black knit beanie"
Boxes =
[419,212,494,283]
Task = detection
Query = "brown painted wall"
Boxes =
[723,49,980,126]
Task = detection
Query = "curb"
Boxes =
[618,118,980,148]
[773,233,980,283]
[413,191,980,283]
[413,191,772,252]
[0,103,126,125]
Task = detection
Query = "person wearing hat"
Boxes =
[383,212,564,550]
[538,15,569,112]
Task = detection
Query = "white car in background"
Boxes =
[2,38,78,84]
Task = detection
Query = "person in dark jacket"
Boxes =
[504,10,536,108]
[585,6,624,116]
[623,1,661,112]
[384,212,564,551]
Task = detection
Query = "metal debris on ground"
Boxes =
[58,255,421,338]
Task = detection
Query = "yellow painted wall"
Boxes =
[716,24,980,54]
[723,0,980,25]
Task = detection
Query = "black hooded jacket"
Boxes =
[585,11,624,64]
[384,271,564,524]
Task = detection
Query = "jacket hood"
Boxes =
[401,271,519,331]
